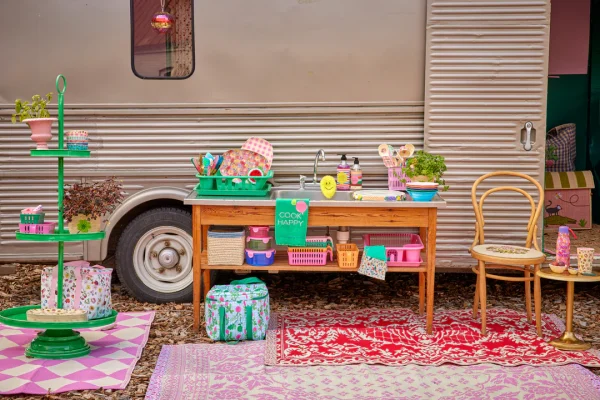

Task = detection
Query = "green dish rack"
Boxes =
[195,171,274,196]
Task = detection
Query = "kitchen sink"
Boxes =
[270,189,355,201]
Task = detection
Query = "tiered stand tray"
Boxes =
[0,75,117,359]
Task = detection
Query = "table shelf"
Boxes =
[15,231,105,242]
[201,252,426,273]
[30,149,90,158]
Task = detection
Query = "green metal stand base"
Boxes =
[26,329,90,359]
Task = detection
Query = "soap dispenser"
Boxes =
[350,157,363,190]
[336,154,351,191]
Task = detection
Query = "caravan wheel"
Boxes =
[115,207,207,303]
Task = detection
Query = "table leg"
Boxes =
[192,206,202,331]
[549,281,591,351]
[419,272,425,315]
[419,227,426,315]
[426,209,437,335]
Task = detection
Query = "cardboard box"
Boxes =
[544,171,595,230]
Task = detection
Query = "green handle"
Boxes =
[230,277,264,285]
[218,306,226,341]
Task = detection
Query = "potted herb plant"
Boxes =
[402,150,449,190]
[11,93,56,150]
[64,178,125,234]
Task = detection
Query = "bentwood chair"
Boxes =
[470,171,545,336]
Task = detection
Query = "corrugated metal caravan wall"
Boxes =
[424,0,550,267]
[0,105,424,260]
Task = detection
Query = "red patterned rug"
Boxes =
[265,308,600,367]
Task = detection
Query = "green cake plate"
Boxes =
[0,305,118,359]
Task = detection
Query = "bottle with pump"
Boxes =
[336,154,351,191]
[350,157,363,190]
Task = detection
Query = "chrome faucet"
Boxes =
[299,175,306,190]
[312,149,326,185]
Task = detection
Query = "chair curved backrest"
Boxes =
[471,171,544,251]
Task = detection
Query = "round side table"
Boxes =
[536,268,600,351]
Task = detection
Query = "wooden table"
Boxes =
[537,268,600,351]
[184,192,446,334]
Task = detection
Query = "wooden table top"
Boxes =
[537,268,600,283]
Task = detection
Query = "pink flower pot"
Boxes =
[24,118,56,150]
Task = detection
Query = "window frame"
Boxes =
[130,0,196,80]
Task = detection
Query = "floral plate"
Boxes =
[220,149,269,176]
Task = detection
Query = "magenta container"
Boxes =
[388,167,411,191]
[19,222,56,234]
[287,247,333,266]
[363,233,424,267]
[248,226,270,238]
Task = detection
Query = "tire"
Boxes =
[115,207,211,303]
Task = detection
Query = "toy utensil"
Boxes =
[212,155,223,175]
[191,157,202,174]
[378,144,397,168]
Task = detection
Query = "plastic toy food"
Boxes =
[26,308,88,322]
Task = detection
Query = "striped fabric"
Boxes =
[545,171,595,189]
[546,124,576,172]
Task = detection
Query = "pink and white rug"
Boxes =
[266,308,600,367]
[0,311,154,395]
[146,341,600,400]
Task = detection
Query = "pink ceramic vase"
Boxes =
[24,118,56,150]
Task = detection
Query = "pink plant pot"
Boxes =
[24,118,56,150]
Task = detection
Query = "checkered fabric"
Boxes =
[546,123,576,172]
[0,311,154,395]
[242,137,273,169]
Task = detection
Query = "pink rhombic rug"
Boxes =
[0,311,154,395]
[145,341,600,400]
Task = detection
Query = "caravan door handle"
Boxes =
[523,121,533,151]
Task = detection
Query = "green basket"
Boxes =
[195,171,274,196]
[20,213,45,224]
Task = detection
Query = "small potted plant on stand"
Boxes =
[64,178,125,234]
[11,93,56,150]
[402,150,448,201]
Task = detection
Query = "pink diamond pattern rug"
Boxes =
[145,341,600,400]
[0,311,154,395]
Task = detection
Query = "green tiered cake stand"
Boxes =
[0,75,117,359]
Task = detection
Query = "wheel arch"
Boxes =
[96,187,191,262]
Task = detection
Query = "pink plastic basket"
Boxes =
[363,233,423,267]
[19,222,56,234]
[388,167,410,191]
[287,247,333,266]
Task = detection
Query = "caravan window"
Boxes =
[131,0,195,79]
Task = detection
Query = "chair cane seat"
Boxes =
[471,244,545,263]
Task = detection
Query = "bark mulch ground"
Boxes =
[1,263,599,400]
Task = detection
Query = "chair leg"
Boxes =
[478,260,487,335]
[534,264,542,337]
[473,267,480,319]
[524,266,532,323]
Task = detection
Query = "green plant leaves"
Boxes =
[12,93,52,122]
[402,150,449,190]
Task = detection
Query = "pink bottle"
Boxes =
[555,226,571,267]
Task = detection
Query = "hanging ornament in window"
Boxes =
[151,0,175,34]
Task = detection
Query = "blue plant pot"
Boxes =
[407,189,438,202]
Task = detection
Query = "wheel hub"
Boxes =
[133,227,194,292]
[158,248,179,269]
